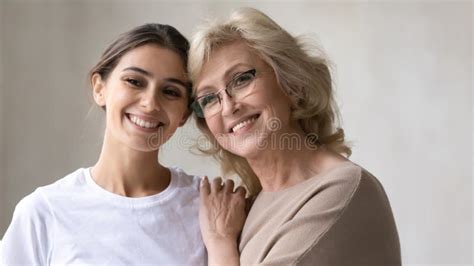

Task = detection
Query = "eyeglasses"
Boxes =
[192,69,257,118]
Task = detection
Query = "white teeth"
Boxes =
[129,114,160,129]
[232,116,257,133]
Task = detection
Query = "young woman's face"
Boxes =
[93,44,190,152]
[194,41,294,158]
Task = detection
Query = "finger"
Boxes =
[200,176,210,197]
[235,186,247,197]
[224,179,235,193]
[211,177,223,193]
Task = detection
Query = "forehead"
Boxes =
[195,41,260,89]
[115,44,187,80]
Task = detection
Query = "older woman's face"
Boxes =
[195,41,294,158]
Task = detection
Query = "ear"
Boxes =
[178,109,192,127]
[91,73,107,107]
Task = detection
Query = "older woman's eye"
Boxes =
[230,70,255,89]
[199,94,219,108]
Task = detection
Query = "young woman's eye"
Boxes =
[125,78,142,88]
[163,87,182,98]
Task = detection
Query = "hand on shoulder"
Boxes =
[199,176,247,247]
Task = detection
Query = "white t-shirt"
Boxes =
[0,167,207,265]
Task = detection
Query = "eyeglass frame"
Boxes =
[191,68,258,118]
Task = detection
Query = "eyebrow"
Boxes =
[122,66,190,89]
[223,63,251,80]
[123,66,152,77]
[167,78,191,89]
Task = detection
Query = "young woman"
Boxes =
[190,8,401,265]
[1,24,206,265]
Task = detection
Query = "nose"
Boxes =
[220,92,239,116]
[140,89,161,112]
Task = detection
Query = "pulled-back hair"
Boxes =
[89,23,190,109]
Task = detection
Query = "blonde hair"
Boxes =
[189,7,351,196]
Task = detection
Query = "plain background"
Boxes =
[0,0,472,265]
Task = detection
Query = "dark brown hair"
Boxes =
[89,23,191,108]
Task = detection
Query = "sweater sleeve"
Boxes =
[259,170,401,266]
[1,190,54,266]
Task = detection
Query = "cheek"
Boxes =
[259,85,292,113]
[205,118,228,146]
[205,117,225,137]
[246,83,278,109]
[163,101,188,125]
[106,84,134,109]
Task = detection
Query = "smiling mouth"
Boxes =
[230,114,261,133]
[126,113,164,129]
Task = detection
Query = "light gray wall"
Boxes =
[0,0,5,236]
[0,1,472,265]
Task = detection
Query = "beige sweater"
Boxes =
[239,162,401,266]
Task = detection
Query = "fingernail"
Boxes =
[200,176,208,187]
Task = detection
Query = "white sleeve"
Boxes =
[1,190,54,266]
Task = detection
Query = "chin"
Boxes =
[222,136,264,159]
[230,148,259,159]
[123,131,169,152]
[126,141,161,153]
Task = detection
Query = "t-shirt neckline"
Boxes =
[83,167,178,207]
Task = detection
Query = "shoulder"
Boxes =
[12,188,51,222]
[14,168,89,218]
[168,166,202,192]
[296,163,401,264]
[319,162,393,211]
[242,162,400,265]
[38,167,89,194]
[0,168,85,266]
[287,161,395,240]
[1,189,53,264]
[32,168,89,203]
[312,162,388,207]
[165,167,202,213]
[329,163,398,229]
[296,162,364,212]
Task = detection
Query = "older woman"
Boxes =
[190,7,401,266]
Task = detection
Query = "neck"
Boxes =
[91,132,170,197]
[246,128,325,192]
